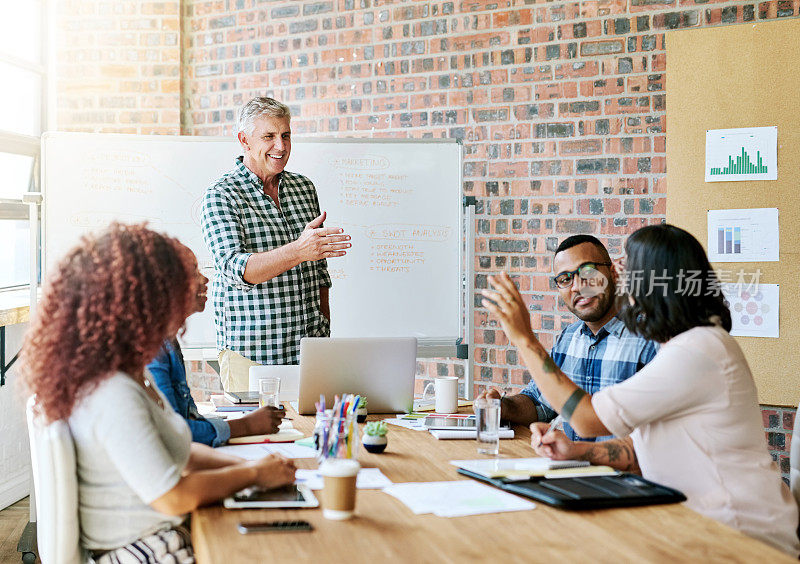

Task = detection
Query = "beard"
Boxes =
[567,288,615,323]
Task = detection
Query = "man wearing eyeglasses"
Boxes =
[476,234,657,441]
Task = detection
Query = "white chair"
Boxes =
[248,365,300,402]
[26,397,84,564]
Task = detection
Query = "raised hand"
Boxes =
[481,272,536,348]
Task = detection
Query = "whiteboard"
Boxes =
[42,132,463,351]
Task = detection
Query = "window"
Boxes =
[0,1,48,291]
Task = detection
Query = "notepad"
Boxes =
[216,442,318,460]
[227,428,305,444]
[412,398,474,412]
[543,466,618,479]
[450,457,589,479]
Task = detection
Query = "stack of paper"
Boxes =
[383,480,535,517]
[295,468,392,490]
[210,394,258,412]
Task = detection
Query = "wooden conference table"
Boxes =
[192,409,793,563]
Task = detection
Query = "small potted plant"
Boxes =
[362,421,388,453]
[355,397,368,423]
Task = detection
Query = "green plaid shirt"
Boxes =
[200,157,331,365]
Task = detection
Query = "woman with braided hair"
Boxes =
[21,222,295,563]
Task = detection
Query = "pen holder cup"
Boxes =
[314,411,359,463]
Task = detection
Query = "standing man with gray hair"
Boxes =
[201,97,351,391]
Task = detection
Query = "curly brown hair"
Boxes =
[21,222,198,423]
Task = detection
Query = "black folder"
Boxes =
[458,468,686,510]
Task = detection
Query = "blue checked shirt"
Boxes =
[520,316,658,442]
[201,158,332,365]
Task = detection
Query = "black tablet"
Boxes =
[223,484,319,509]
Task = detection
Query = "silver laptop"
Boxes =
[297,337,417,415]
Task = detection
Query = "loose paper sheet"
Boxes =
[383,480,535,517]
[707,208,779,262]
[383,417,428,431]
[721,283,779,338]
[295,468,392,490]
[705,127,777,182]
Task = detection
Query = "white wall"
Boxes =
[0,322,31,510]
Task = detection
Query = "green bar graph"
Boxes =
[710,148,768,176]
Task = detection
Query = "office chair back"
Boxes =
[26,396,83,564]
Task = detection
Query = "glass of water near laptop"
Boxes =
[422,376,459,413]
[475,397,501,456]
[258,376,281,408]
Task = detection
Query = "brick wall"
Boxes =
[53,1,800,482]
[55,0,181,134]
[179,0,799,401]
[764,405,796,484]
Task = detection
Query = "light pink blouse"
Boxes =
[593,325,799,556]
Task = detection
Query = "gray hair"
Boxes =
[237,97,291,136]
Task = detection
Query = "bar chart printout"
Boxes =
[717,227,742,255]
[705,127,778,182]
[707,208,779,263]
[709,148,768,176]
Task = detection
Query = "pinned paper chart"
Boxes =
[721,283,779,338]
[705,126,777,182]
[707,208,779,263]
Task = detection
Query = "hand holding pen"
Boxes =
[529,415,580,460]
[539,414,564,447]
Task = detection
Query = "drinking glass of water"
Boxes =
[258,376,281,408]
[475,397,501,456]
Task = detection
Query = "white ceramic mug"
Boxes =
[422,376,458,414]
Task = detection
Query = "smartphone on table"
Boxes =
[238,520,313,534]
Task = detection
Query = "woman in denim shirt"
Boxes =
[147,269,285,446]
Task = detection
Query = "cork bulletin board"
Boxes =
[665,19,800,406]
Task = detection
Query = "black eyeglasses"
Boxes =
[553,262,612,289]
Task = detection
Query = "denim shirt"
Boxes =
[147,339,230,447]
[520,317,658,442]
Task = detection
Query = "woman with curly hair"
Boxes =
[21,223,295,563]
[482,224,799,556]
